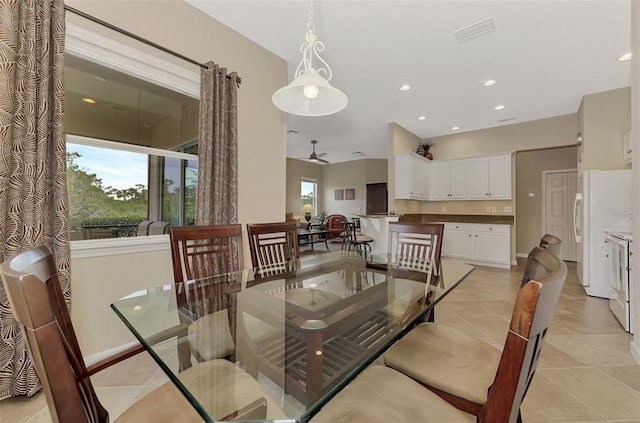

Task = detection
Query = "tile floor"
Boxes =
[1,257,639,422]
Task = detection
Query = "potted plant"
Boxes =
[418,141,434,160]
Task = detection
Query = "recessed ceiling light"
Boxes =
[82,98,96,104]
[451,126,460,131]
[418,116,427,121]
[286,129,299,134]
[399,84,411,91]
[618,53,632,62]
[493,105,505,111]
[94,76,107,83]
[482,79,497,87]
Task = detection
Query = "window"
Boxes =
[67,136,197,240]
[301,179,317,215]
[64,52,200,240]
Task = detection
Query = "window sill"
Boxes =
[70,235,170,259]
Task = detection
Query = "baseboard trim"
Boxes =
[631,340,640,365]
[516,252,529,258]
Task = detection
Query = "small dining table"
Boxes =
[111,251,474,422]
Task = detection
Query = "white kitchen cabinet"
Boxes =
[442,223,474,258]
[467,154,512,199]
[430,159,468,200]
[623,130,632,164]
[395,152,430,200]
[442,222,510,268]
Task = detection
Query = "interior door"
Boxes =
[544,170,577,261]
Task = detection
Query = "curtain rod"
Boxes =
[64,5,241,85]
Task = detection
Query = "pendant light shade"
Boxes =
[272,0,347,117]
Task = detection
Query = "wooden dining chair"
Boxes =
[342,220,374,259]
[246,221,300,276]
[387,222,444,276]
[311,246,567,423]
[382,246,567,421]
[539,233,562,257]
[169,224,244,369]
[0,246,287,422]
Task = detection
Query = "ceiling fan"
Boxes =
[303,140,329,164]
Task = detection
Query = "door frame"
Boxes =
[541,168,578,260]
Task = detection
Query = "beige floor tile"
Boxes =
[0,392,47,423]
[552,312,629,335]
[433,316,487,338]
[91,349,168,387]
[24,408,52,423]
[464,315,511,339]
[546,334,638,367]
[540,367,640,420]
[557,297,610,315]
[595,366,640,392]
[521,373,606,422]
[538,343,589,369]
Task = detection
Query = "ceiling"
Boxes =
[187,0,631,164]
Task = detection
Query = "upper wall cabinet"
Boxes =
[467,154,512,199]
[395,152,431,200]
[430,159,468,200]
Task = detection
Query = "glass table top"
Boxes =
[111,251,474,422]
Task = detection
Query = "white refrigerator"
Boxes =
[574,170,632,298]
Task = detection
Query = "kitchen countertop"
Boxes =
[399,214,514,225]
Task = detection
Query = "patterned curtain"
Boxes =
[196,62,239,226]
[0,0,70,398]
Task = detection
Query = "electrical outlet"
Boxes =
[486,206,491,212]
[504,206,513,213]
[491,207,497,212]
[441,206,447,212]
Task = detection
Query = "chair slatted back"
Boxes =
[169,224,244,284]
[539,233,563,257]
[247,222,299,276]
[169,225,243,369]
[481,247,567,423]
[387,222,444,274]
[0,246,107,423]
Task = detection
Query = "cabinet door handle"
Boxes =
[475,235,478,237]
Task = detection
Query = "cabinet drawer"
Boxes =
[443,222,474,232]
[474,224,509,234]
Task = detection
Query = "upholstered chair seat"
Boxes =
[383,322,501,404]
[310,365,470,423]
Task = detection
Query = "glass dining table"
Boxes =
[111,251,474,422]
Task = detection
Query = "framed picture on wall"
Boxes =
[345,188,355,200]
[334,189,344,200]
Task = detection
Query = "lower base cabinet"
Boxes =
[442,223,510,268]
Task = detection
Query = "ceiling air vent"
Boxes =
[453,17,495,44]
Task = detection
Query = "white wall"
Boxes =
[65,0,287,357]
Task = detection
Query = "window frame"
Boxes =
[66,22,200,258]
[301,178,318,215]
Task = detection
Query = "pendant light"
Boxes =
[272,0,347,117]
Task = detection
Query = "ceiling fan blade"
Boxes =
[318,158,330,164]
[317,152,327,158]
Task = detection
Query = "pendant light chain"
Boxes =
[308,0,315,33]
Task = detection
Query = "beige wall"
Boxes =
[286,158,323,221]
[321,159,388,217]
[65,0,287,357]
[579,87,631,171]
[515,146,577,255]
[429,114,578,160]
